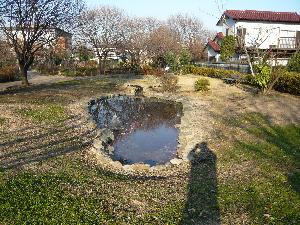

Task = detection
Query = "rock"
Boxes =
[130,163,150,172]
[110,160,123,168]
[93,139,102,150]
[106,146,114,155]
[101,128,114,143]
[170,158,183,165]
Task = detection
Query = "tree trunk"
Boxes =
[103,58,106,75]
[98,59,102,75]
[19,64,29,86]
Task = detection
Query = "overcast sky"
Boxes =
[85,0,300,31]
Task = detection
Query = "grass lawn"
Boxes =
[0,76,299,224]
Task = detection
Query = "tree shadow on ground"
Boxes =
[0,115,96,171]
[235,113,300,195]
[0,74,145,96]
[181,142,220,225]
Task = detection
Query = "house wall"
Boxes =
[207,47,221,62]
[225,19,300,49]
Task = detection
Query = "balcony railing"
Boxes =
[278,37,298,49]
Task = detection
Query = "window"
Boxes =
[237,28,246,37]
[281,30,296,38]
[226,28,233,36]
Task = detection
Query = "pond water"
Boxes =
[89,95,183,166]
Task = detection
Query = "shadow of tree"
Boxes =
[235,113,300,195]
[0,115,96,171]
[0,74,146,97]
[181,142,220,225]
[237,113,299,160]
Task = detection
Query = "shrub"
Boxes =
[160,74,179,92]
[195,78,210,92]
[61,61,98,77]
[38,65,60,75]
[182,65,195,75]
[62,67,98,77]
[220,35,236,62]
[287,50,300,72]
[165,51,179,72]
[179,48,192,66]
[182,65,300,95]
[274,71,300,95]
[252,64,271,91]
[142,65,165,76]
[0,65,18,82]
[182,65,244,79]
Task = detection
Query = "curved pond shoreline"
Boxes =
[88,95,183,166]
[68,88,213,176]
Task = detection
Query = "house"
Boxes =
[207,10,300,65]
[9,27,72,51]
[205,32,224,62]
[52,28,72,51]
[92,47,122,63]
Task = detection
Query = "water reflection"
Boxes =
[89,95,183,166]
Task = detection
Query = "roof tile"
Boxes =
[225,10,300,23]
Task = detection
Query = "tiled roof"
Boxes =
[207,40,220,52]
[215,32,224,40]
[224,10,300,23]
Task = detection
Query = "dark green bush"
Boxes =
[194,78,210,92]
[287,50,300,72]
[274,71,300,95]
[252,64,271,91]
[160,74,179,92]
[0,65,18,82]
[220,35,236,62]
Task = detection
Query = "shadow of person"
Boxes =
[181,142,220,225]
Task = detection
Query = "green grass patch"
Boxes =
[0,172,115,225]
[218,113,300,224]
[18,104,67,124]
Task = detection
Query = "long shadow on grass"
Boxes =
[0,74,144,96]
[181,142,220,225]
[0,115,96,171]
[235,113,300,195]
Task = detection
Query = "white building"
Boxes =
[92,47,121,63]
[207,10,300,65]
[205,32,224,62]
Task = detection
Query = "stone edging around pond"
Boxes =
[69,93,210,176]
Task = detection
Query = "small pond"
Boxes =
[89,95,183,166]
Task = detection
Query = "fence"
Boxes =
[195,62,251,74]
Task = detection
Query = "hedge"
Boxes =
[183,65,300,95]
[274,71,300,95]
[182,65,245,79]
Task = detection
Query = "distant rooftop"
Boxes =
[223,10,300,23]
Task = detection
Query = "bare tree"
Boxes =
[77,6,124,74]
[0,31,15,66]
[147,25,181,67]
[119,17,160,67]
[168,14,213,62]
[0,0,84,86]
